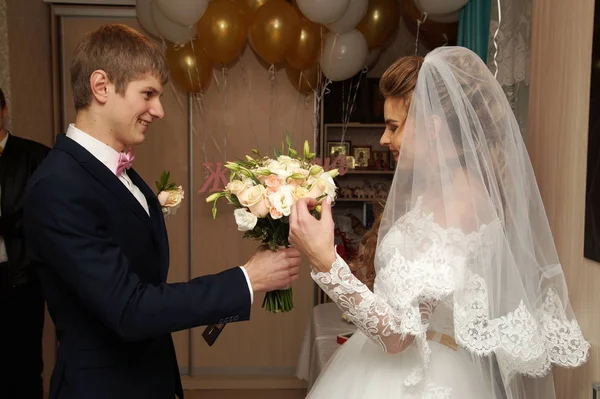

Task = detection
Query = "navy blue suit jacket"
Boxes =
[23,134,251,399]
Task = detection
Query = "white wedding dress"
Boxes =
[308,197,587,398]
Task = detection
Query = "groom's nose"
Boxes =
[149,98,164,120]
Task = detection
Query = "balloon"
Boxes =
[166,40,212,93]
[285,63,319,94]
[413,0,469,16]
[357,0,400,49]
[326,0,367,34]
[319,30,368,81]
[155,0,209,27]
[250,1,301,65]
[213,0,284,22]
[150,1,195,44]
[365,47,381,69]
[196,1,248,64]
[402,0,458,49]
[285,12,321,70]
[296,0,350,25]
[136,0,160,38]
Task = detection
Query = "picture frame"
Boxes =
[389,151,396,170]
[371,150,390,170]
[327,141,351,160]
[353,146,371,168]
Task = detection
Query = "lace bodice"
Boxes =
[312,198,589,388]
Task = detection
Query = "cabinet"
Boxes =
[315,123,395,304]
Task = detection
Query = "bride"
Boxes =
[289,46,589,398]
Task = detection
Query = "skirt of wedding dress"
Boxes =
[306,331,493,399]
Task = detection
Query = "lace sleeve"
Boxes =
[311,254,425,354]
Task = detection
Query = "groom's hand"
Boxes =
[243,246,301,293]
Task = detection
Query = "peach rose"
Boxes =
[248,197,271,218]
[226,180,246,196]
[237,185,266,208]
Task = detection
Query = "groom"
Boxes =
[23,24,300,399]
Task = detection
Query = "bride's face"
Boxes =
[380,97,416,170]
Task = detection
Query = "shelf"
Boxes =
[325,123,385,128]
[341,170,395,175]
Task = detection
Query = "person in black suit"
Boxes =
[0,87,50,398]
[23,24,301,399]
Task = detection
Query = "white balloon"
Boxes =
[425,11,461,23]
[155,0,209,27]
[326,0,368,34]
[320,30,368,82]
[297,0,350,25]
[413,0,469,16]
[150,0,195,44]
[136,0,160,38]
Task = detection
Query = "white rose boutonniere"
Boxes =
[155,170,184,218]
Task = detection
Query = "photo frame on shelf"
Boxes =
[353,146,371,168]
[371,150,390,170]
[327,141,351,159]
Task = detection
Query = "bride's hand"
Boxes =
[289,197,337,273]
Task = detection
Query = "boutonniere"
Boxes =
[155,170,184,217]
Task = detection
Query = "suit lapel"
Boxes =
[54,135,154,234]
[128,169,170,281]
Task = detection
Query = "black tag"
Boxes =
[202,323,225,346]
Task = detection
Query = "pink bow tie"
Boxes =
[116,148,135,175]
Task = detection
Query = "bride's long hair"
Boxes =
[349,56,423,288]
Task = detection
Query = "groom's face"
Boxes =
[106,73,165,150]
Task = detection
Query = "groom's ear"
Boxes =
[89,69,110,105]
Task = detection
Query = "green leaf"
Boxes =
[211,206,217,219]
[274,148,280,158]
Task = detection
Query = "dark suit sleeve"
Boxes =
[24,175,251,341]
[0,141,50,237]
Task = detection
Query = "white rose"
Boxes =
[266,160,292,179]
[234,208,258,232]
[277,155,301,170]
[268,185,295,217]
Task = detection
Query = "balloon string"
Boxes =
[292,70,303,137]
[239,52,260,148]
[193,94,220,164]
[341,69,366,144]
[221,66,228,161]
[416,12,428,55]
[492,0,502,79]
[268,64,276,140]
[189,40,203,92]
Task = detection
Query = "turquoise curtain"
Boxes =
[457,0,492,63]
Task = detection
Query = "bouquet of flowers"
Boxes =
[155,170,185,217]
[206,134,339,313]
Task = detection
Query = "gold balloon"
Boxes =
[285,11,322,71]
[357,0,400,49]
[250,1,301,65]
[196,0,248,64]
[166,41,212,93]
[285,63,319,94]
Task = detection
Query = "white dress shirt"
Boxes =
[0,133,9,263]
[66,124,253,304]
